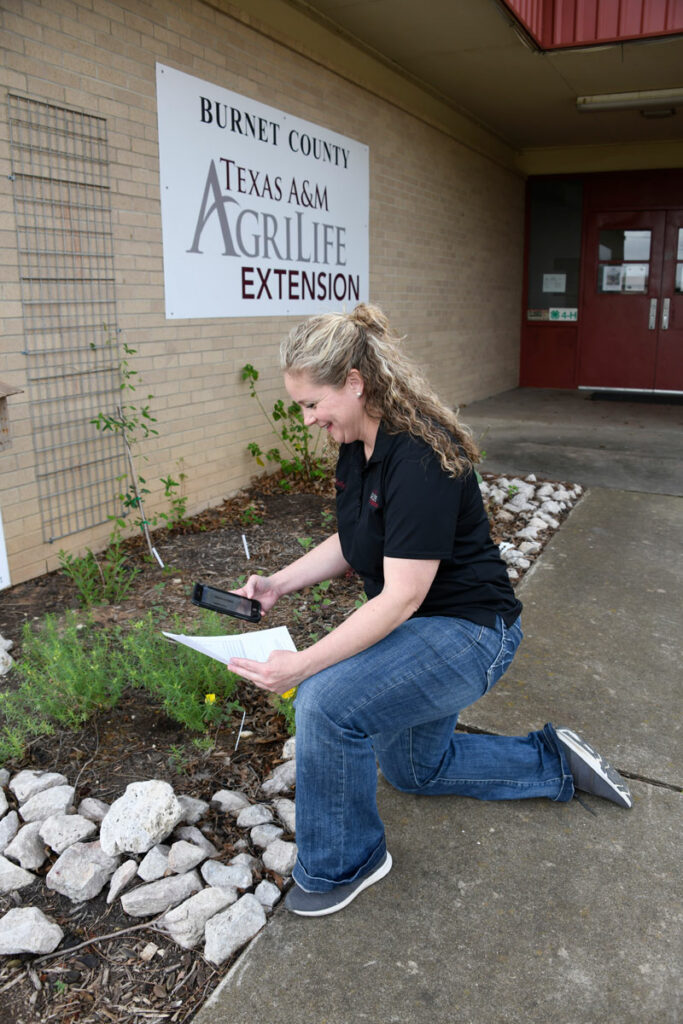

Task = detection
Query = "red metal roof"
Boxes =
[502,0,683,49]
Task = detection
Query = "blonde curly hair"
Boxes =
[280,304,479,477]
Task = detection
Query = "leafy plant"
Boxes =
[168,744,191,774]
[297,536,315,553]
[158,461,190,530]
[0,613,127,761]
[0,608,244,762]
[192,735,216,754]
[240,503,264,526]
[275,693,296,736]
[309,579,332,610]
[90,331,190,552]
[58,527,140,607]
[242,363,327,489]
[118,609,242,733]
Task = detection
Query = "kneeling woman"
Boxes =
[229,304,631,917]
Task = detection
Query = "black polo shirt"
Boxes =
[335,424,522,628]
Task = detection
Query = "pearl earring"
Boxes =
[356,391,362,397]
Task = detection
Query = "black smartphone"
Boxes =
[192,582,262,623]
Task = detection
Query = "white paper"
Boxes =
[162,625,296,665]
[542,273,566,293]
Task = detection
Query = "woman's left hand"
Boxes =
[228,649,307,695]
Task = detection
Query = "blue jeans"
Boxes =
[292,615,574,893]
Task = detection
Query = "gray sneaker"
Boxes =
[285,852,393,917]
[556,727,632,809]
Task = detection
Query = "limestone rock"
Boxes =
[20,785,74,823]
[0,769,9,788]
[0,647,13,677]
[100,781,183,856]
[261,760,297,796]
[174,825,218,858]
[161,887,236,949]
[120,869,202,918]
[540,499,562,515]
[282,736,296,760]
[0,907,63,955]
[262,839,298,876]
[10,770,68,804]
[0,789,8,817]
[201,859,252,890]
[39,813,97,854]
[46,841,120,902]
[230,852,260,871]
[273,798,296,833]
[77,797,110,823]
[204,893,266,966]
[0,854,36,894]
[516,526,540,541]
[177,795,209,825]
[168,840,206,874]
[210,790,249,815]
[236,803,273,828]
[254,879,281,908]
[138,844,170,881]
[3,821,47,870]
[250,823,284,849]
[0,810,19,853]
[107,859,138,904]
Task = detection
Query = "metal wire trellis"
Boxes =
[8,93,125,543]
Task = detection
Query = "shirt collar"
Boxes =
[366,421,393,465]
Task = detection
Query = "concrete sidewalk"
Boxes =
[194,392,682,1024]
[459,387,683,496]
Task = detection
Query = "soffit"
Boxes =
[293,0,683,149]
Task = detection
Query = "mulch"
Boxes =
[0,469,573,1024]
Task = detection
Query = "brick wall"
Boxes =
[0,0,524,585]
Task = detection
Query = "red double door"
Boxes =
[578,208,683,392]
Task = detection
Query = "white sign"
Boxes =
[543,273,566,293]
[0,507,10,590]
[549,307,578,322]
[156,64,369,318]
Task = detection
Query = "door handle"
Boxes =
[648,298,657,329]
[661,297,670,330]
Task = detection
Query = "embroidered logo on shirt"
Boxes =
[335,477,346,490]
[369,490,379,507]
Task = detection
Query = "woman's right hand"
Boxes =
[233,574,280,615]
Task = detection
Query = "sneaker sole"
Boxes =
[556,727,632,809]
[287,852,393,917]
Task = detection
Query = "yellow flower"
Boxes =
[282,688,297,700]
[204,693,216,704]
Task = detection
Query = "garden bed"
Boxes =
[0,470,579,1024]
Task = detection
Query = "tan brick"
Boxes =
[0,0,524,583]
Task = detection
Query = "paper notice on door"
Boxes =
[162,625,296,665]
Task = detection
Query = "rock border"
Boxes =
[0,738,297,966]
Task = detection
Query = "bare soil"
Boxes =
[0,471,573,1024]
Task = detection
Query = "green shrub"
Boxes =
[0,613,127,762]
[242,363,328,489]
[0,608,244,763]
[118,609,242,732]
[58,529,140,607]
